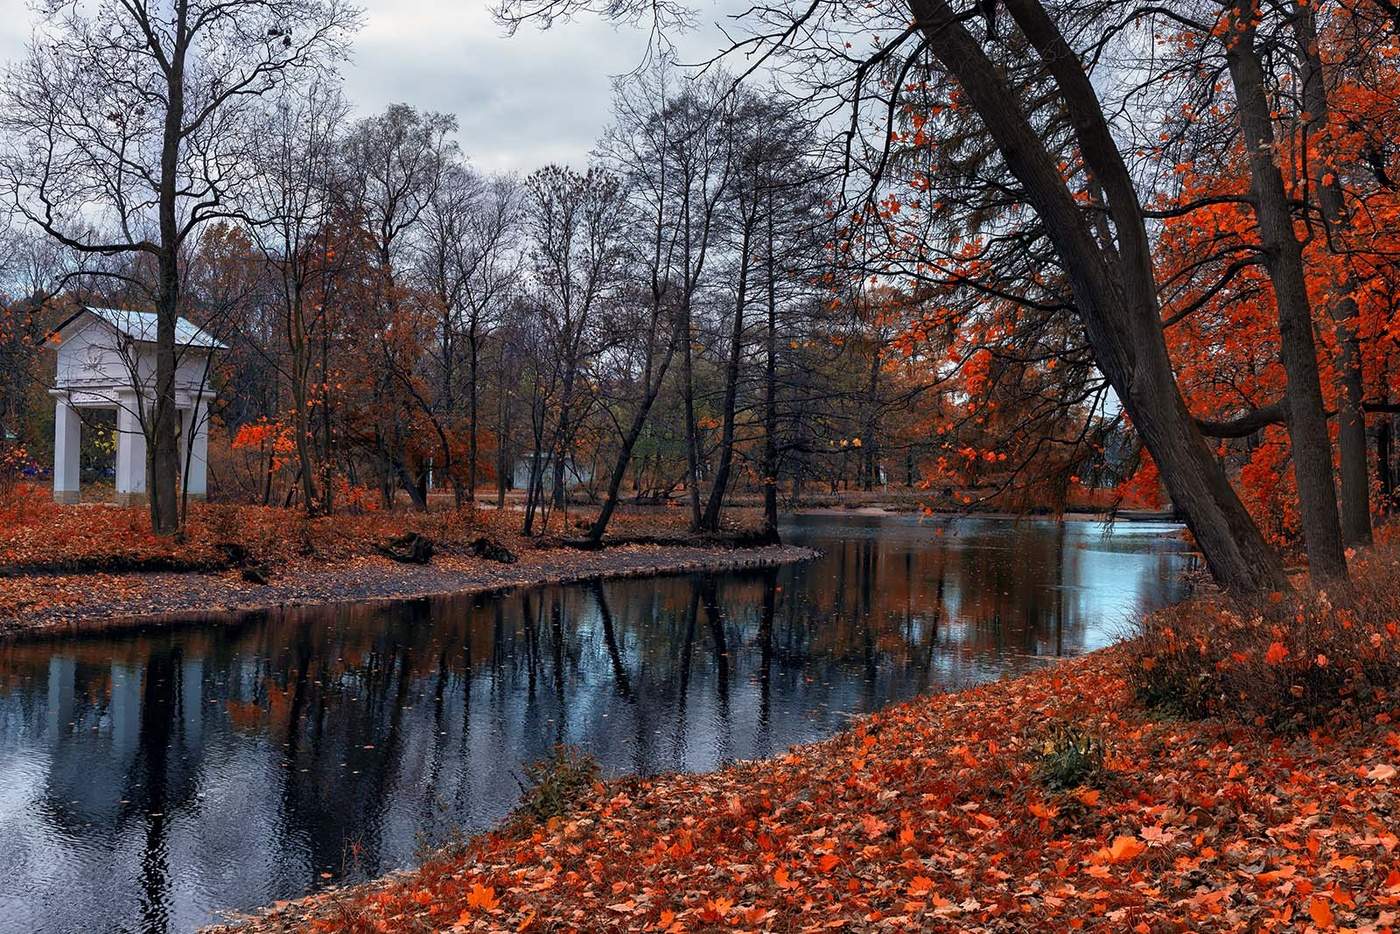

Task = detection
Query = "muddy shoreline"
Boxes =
[0,542,817,641]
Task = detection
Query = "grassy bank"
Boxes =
[0,492,808,635]
[207,551,1400,933]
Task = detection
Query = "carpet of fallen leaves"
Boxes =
[0,489,695,571]
[209,646,1400,934]
[0,488,734,627]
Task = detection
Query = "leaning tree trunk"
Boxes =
[588,341,677,545]
[913,0,1288,594]
[701,218,754,532]
[1224,7,1348,581]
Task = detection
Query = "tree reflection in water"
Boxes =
[0,515,1191,933]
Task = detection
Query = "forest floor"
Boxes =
[0,493,811,637]
[203,603,1400,933]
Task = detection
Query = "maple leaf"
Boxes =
[1108,835,1147,863]
[862,814,890,839]
[464,883,499,912]
[1308,896,1335,929]
[907,876,935,896]
[696,896,733,922]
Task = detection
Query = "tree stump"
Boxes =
[376,532,435,565]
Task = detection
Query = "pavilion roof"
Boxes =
[53,306,227,350]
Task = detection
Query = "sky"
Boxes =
[0,0,730,174]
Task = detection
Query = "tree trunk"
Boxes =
[916,0,1288,594]
[289,291,321,515]
[587,356,676,544]
[1379,414,1394,512]
[861,340,881,492]
[1294,3,1371,546]
[150,31,187,536]
[680,291,703,529]
[701,218,754,531]
[762,196,780,539]
[588,311,678,544]
[468,321,480,506]
[1224,6,1348,581]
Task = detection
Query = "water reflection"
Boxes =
[0,515,1191,933]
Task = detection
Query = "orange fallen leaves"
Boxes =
[1106,835,1147,863]
[1308,895,1335,928]
[464,884,499,912]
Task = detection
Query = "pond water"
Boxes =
[0,514,1193,934]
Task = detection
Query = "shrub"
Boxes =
[513,745,600,824]
[1128,546,1400,730]
[1034,723,1107,790]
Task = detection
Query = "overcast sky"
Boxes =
[0,1,731,174]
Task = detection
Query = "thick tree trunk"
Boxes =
[916,0,1287,594]
[149,34,187,536]
[1224,7,1347,581]
[150,251,181,535]
[1294,4,1371,546]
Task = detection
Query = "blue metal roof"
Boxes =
[84,307,227,349]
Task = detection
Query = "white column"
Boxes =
[114,398,147,506]
[53,400,81,504]
[181,401,209,499]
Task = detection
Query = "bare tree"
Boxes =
[0,0,358,533]
[520,164,628,534]
[243,79,350,514]
[586,64,685,544]
[418,167,522,505]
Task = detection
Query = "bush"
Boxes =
[1034,723,1106,790]
[1128,546,1400,730]
[513,745,600,824]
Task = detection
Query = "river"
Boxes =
[0,514,1193,933]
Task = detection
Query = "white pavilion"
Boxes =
[50,307,225,505]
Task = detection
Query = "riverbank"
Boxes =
[0,497,812,638]
[206,615,1400,932]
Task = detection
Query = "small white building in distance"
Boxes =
[49,307,225,505]
[511,456,592,493]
